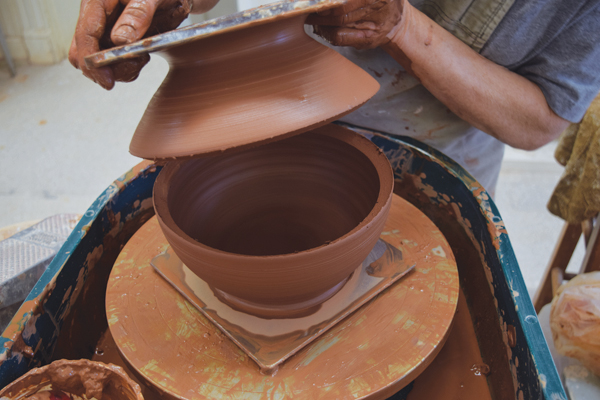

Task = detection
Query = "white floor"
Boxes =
[496,145,586,294]
[0,59,586,296]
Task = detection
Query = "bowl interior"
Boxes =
[167,132,380,256]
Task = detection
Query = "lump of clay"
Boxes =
[550,271,600,376]
[130,14,379,159]
[0,359,143,400]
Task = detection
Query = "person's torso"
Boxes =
[307,0,580,192]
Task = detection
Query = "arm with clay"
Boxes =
[308,0,570,150]
[70,0,217,90]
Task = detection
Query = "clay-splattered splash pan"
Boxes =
[84,0,380,160]
[151,239,414,372]
[106,195,459,399]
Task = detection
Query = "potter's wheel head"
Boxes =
[86,0,379,159]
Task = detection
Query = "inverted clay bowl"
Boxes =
[153,124,394,318]
[0,359,143,400]
[130,14,380,160]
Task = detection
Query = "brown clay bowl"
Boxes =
[0,359,143,400]
[153,124,393,318]
[129,13,379,159]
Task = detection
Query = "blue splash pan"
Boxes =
[0,124,565,399]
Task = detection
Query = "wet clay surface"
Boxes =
[94,289,492,400]
[394,177,515,399]
[92,330,163,400]
[0,359,142,400]
[129,14,379,159]
[153,125,394,313]
[106,194,459,399]
[407,289,492,400]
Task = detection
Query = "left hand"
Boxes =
[69,0,194,90]
[307,0,406,49]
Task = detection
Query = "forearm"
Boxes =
[382,3,570,150]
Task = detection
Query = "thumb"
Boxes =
[111,0,158,45]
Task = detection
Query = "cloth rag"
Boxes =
[548,94,600,224]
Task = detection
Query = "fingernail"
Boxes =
[95,68,115,90]
[113,25,136,43]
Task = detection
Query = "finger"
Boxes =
[326,0,385,17]
[68,37,79,69]
[147,0,193,36]
[307,6,374,26]
[313,25,380,49]
[111,0,159,45]
[112,54,150,82]
[75,0,120,89]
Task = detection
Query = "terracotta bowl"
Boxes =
[153,124,394,318]
[129,14,379,159]
[0,359,143,400]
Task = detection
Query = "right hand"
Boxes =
[307,0,406,50]
[69,0,196,90]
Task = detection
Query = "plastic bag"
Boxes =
[550,271,600,376]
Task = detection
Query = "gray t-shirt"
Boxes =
[318,0,600,194]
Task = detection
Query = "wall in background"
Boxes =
[0,0,79,65]
[236,0,272,12]
[188,0,238,24]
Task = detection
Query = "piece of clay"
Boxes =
[129,14,379,159]
[0,359,143,400]
[153,124,393,317]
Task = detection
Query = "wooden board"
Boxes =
[106,194,459,399]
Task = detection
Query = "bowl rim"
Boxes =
[153,124,394,260]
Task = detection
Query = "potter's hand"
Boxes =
[307,0,405,49]
[69,0,212,90]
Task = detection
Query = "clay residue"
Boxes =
[92,329,162,400]
[472,187,508,250]
[0,359,142,400]
[1,296,47,365]
[366,241,404,277]
[408,289,492,400]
